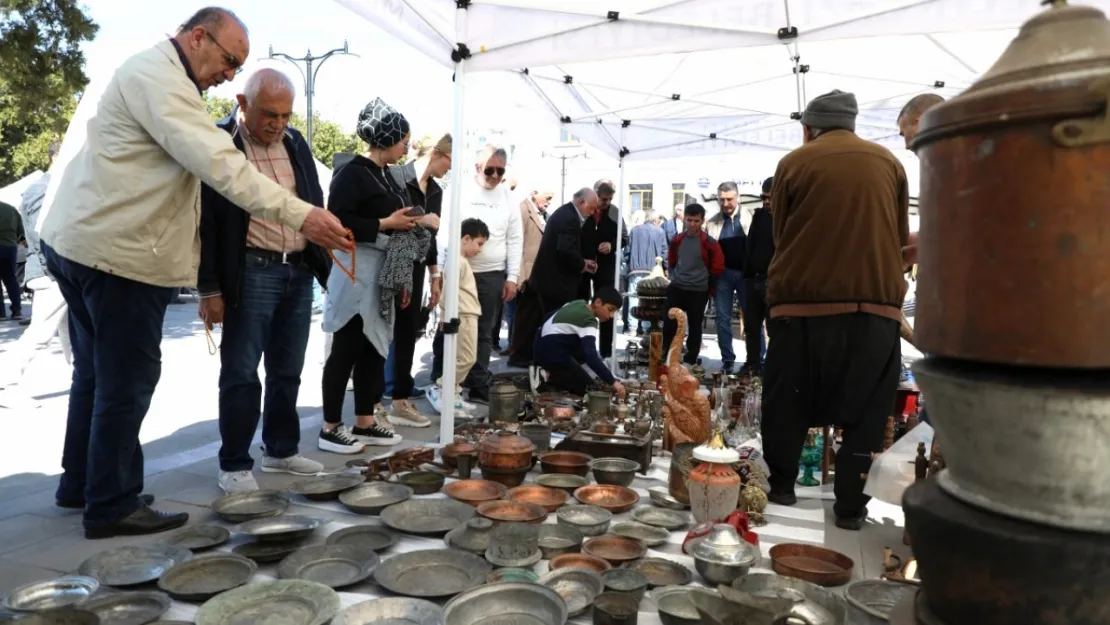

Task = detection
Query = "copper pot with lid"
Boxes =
[477,430,536,471]
[914,1,1110,367]
[441,439,477,470]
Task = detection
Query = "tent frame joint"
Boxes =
[455,0,471,8]
[607,10,619,20]
[793,64,810,74]
[621,119,631,127]
[619,147,630,158]
[934,80,946,88]
[777,26,799,41]
[790,112,802,121]
[451,43,472,62]
[442,317,461,335]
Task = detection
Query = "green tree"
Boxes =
[203,94,360,167]
[0,0,98,186]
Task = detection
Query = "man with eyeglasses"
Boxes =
[38,7,352,540]
[430,145,522,406]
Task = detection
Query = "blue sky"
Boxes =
[80,0,456,132]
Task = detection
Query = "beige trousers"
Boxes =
[437,314,478,393]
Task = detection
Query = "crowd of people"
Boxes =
[0,5,933,539]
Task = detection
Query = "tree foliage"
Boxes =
[204,94,360,167]
[0,0,98,186]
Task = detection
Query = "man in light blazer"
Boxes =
[503,190,552,359]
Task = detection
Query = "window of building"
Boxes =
[672,183,686,210]
[559,128,580,144]
[629,183,653,212]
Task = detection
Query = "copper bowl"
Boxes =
[769,543,855,587]
[477,499,548,525]
[550,553,612,574]
[478,465,531,488]
[544,403,578,421]
[583,535,648,566]
[573,484,640,514]
[507,485,569,513]
[593,423,617,435]
[539,451,593,477]
[443,479,508,507]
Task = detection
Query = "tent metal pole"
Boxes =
[439,4,471,446]
[399,0,455,46]
[609,125,628,372]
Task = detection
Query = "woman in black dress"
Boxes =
[318,98,422,454]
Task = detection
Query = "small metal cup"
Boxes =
[594,592,639,625]
[457,453,474,479]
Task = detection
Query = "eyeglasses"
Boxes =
[205,31,243,74]
[484,167,506,177]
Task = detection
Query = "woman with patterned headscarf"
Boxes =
[318,97,422,454]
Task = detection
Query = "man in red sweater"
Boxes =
[662,203,725,365]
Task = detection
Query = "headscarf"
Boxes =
[356,97,410,148]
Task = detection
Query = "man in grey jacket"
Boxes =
[40,7,352,540]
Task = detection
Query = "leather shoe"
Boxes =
[58,493,154,510]
[767,490,798,506]
[84,503,188,539]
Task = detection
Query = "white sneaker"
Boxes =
[318,424,365,454]
[388,400,432,428]
[426,385,444,413]
[261,454,324,475]
[218,470,259,494]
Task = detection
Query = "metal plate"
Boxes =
[373,549,491,598]
[81,591,171,625]
[288,474,366,501]
[78,545,192,587]
[278,545,380,589]
[339,483,413,515]
[236,515,323,543]
[331,597,443,625]
[647,486,688,510]
[442,582,568,625]
[232,540,306,564]
[3,576,99,612]
[194,580,339,625]
[326,525,399,552]
[163,523,231,552]
[6,608,100,625]
[381,499,476,536]
[847,580,918,620]
[211,491,290,523]
[539,567,603,617]
[631,506,689,531]
[157,553,257,602]
[622,557,692,587]
[611,521,670,547]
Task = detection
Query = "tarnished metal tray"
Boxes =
[163,523,231,551]
[278,545,380,589]
[647,486,688,510]
[236,514,323,543]
[443,582,568,625]
[3,576,99,612]
[8,608,100,624]
[289,473,366,501]
[232,539,306,564]
[157,553,256,601]
[339,483,413,515]
[194,580,339,625]
[77,545,191,587]
[381,499,475,536]
[536,523,583,560]
[80,591,171,625]
[846,579,917,621]
[211,490,290,523]
[332,597,443,625]
[373,549,491,598]
[622,557,692,587]
[539,567,603,617]
[325,525,399,552]
[611,521,670,547]
[632,506,689,531]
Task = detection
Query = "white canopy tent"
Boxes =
[333,0,1086,442]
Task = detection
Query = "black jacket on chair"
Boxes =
[528,202,588,304]
[198,115,330,305]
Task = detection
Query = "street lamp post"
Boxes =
[265,41,357,147]
[541,147,589,204]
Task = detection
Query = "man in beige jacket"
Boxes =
[39,7,351,540]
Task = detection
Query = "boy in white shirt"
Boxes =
[428,218,489,418]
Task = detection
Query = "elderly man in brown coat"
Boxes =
[503,190,552,361]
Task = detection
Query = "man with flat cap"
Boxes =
[761,89,910,530]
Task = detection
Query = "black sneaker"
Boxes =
[768,490,798,506]
[352,423,402,446]
[468,388,489,405]
[317,424,365,454]
[722,362,735,374]
[835,507,869,531]
[9,311,21,321]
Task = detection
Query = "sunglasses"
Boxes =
[483,167,506,177]
[206,31,243,74]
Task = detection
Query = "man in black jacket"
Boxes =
[197,69,331,494]
[509,187,599,365]
[579,179,626,358]
[742,176,774,375]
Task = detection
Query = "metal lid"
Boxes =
[477,430,535,455]
[690,524,756,566]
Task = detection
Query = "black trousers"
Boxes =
[509,282,572,365]
[662,284,709,365]
[390,261,426,398]
[579,270,614,358]
[760,313,901,518]
[322,315,385,423]
[743,278,768,370]
[537,342,593,396]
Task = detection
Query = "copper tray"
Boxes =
[769,543,854,587]
[549,553,612,574]
[573,484,640,514]
[443,479,508,507]
[476,500,548,524]
[582,535,647,566]
[538,451,592,477]
[507,485,569,512]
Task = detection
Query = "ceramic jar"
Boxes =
[687,432,741,524]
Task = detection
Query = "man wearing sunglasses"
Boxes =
[432,145,522,405]
[37,7,352,540]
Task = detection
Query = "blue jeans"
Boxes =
[384,342,396,396]
[217,256,313,472]
[44,244,174,527]
[626,274,648,332]
[505,298,517,342]
[715,268,751,365]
